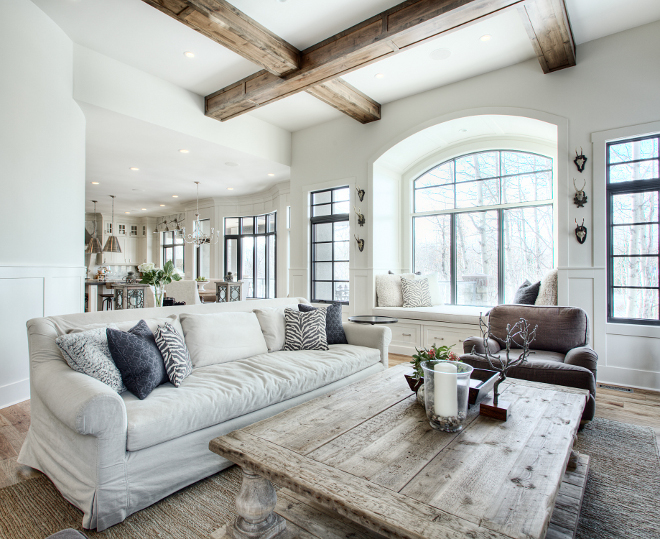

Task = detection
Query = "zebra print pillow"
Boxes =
[282,308,328,351]
[401,277,432,308]
[154,322,192,387]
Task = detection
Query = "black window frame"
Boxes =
[412,150,554,306]
[162,231,184,273]
[224,212,277,299]
[606,133,660,325]
[310,186,350,304]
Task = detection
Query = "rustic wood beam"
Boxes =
[517,0,576,74]
[306,79,381,124]
[140,0,300,76]
[205,0,526,121]
[141,0,382,123]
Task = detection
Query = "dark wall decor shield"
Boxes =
[573,179,588,207]
[575,219,587,244]
[574,147,587,172]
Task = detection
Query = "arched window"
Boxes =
[412,150,554,306]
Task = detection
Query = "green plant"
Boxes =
[410,344,460,379]
[195,276,208,282]
[139,261,182,306]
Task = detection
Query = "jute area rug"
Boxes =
[0,418,658,539]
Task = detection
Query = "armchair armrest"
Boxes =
[564,346,598,379]
[31,359,127,438]
[462,336,501,355]
[343,323,392,367]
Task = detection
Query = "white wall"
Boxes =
[289,21,660,390]
[0,0,86,408]
[73,45,291,167]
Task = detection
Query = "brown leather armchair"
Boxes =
[461,304,598,422]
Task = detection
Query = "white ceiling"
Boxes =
[81,103,289,216]
[29,0,660,213]
[376,115,557,174]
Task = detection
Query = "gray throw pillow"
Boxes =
[56,328,126,393]
[298,303,348,345]
[513,280,541,304]
[107,320,169,400]
[154,322,193,387]
[282,308,328,351]
[401,277,432,308]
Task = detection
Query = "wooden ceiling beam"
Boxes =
[205,0,526,121]
[306,79,381,124]
[141,0,382,124]
[518,0,576,73]
[141,0,300,76]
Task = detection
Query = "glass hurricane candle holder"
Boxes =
[422,360,473,433]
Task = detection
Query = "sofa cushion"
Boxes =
[180,312,268,367]
[154,322,192,387]
[298,303,348,345]
[373,305,484,325]
[536,268,558,306]
[513,280,541,304]
[401,277,432,308]
[55,328,126,393]
[488,305,588,354]
[253,306,295,352]
[122,344,381,451]
[375,273,415,307]
[282,308,328,351]
[107,320,169,400]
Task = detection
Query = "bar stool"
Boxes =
[100,284,114,311]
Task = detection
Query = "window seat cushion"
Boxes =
[372,305,485,325]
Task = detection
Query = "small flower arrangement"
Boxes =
[139,261,182,307]
[195,276,208,282]
[410,344,460,380]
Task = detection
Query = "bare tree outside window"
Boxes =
[413,150,554,307]
[607,135,660,323]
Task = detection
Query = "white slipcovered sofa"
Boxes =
[18,298,391,530]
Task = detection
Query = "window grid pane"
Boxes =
[607,134,660,323]
[311,186,350,304]
[412,150,554,307]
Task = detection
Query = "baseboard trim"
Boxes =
[0,378,29,409]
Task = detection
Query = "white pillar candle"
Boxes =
[434,362,458,417]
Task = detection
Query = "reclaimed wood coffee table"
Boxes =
[210,365,590,539]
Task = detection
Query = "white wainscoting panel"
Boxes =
[0,266,85,408]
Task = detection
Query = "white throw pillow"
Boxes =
[535,268,558,306]
[376,273,415,307]
[180,312,268,367]
[419,273,443,305]
[253,306,298,353]
[401,277,432,308]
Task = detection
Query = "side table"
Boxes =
[348,315,398,325]
[216,280,244,302]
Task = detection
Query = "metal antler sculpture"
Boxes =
[471,316,537,407]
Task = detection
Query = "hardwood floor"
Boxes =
[0,355,657,490]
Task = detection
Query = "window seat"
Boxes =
[372,305,485,326]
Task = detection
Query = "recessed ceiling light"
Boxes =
[227,187,234,191]
[430,48,452,61]
[268,173,275,177]
[125,211,130,214]
[374,73,385,79]
[172,195,179,198]
[160,204,165,207]
[130,167,139,171]
[225,162,239,167]
[91,182,99,185]
[184,51,195,58]
[179,149,189,153]
[480,34,492,42]
[141,208,147,211]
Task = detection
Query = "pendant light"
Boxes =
[85,200,103,254]
[182,182,220,246]
[103,195,122,253]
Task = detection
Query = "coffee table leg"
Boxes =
[228,467,286,539]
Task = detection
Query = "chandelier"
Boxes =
[182,182,220,246]
[85,200,103,254]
